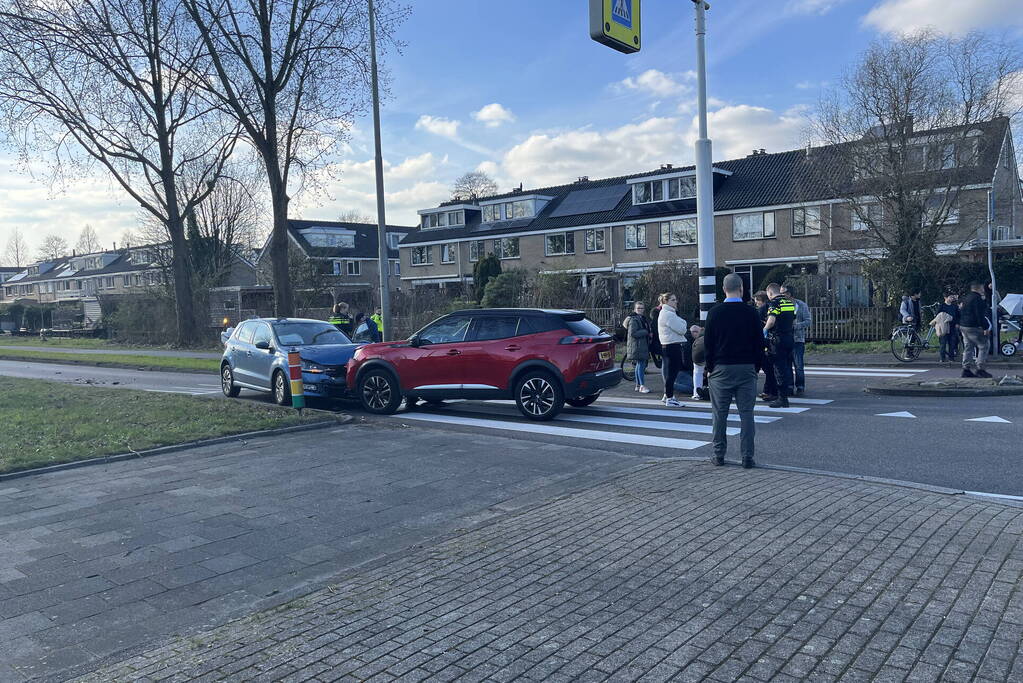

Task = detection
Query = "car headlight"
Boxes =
[301,359,325,374]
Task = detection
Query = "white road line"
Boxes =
[144,389,204,395]
[965,416,1012,423]
[483,399,780,423]
[802,368,932,374]
[553,413,739,436]
[756,396,832,405]
[804,370,915,378]
[392,412,711,450]
[599,396,808,414]
[877,411,916,418]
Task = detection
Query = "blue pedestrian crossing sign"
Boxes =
[590,0,641,54]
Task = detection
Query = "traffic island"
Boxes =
[865,374,1023,397]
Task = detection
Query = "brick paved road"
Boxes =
[0,422,640,682]
[73,462,1023,682]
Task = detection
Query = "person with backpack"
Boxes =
[623,301,653,393]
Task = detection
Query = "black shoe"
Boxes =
[761,394,778,402]
[961,369,976,378]
[742,458,755,469]
[769,397,790,408]
[794,388,804,396]
[975,369,993,379]
[696,387,710,400]
[711,455,724,466]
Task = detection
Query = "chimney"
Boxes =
[759,149,766,155]
[904,114,914,134]
[748,150,759,157]
[576,176,589,183]
[660,163,673,170]
[113,241,117,250]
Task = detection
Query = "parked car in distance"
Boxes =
[220,318,361,404]
[346,308,621,420]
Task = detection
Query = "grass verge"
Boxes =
[0,335,221,352]
[0,349,220,373]
[0,376,325,474]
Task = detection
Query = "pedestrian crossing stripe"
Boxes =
[483,400,782,423]
[599,396,809,413]
[394,412,711,450]
[804,370,916,378]
[531,413,739,436]
[806,366,928,373]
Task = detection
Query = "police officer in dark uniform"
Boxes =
[328,301,354,337]
[763,282,796,408]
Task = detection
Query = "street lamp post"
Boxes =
[368,0,391,341]
[692,0,716,321]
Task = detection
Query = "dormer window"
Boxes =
[386,232,401,250]
[632,175,698,205]
[422,210,464,229]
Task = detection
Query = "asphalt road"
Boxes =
[3,358,1022,496]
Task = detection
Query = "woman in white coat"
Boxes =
[657,292,688,407]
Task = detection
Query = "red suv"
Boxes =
[346,309,621,420]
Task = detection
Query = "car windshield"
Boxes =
[272,322,351,347]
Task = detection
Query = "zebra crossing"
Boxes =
[390,394,836,453]
[804,365,929,379]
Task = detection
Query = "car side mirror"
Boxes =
[254,340,272,351]
[408,334,421,347]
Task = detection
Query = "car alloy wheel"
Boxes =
[221,365,240,397]
[273,371,290,406]
[362,374,396,411]
[520,377,556,417]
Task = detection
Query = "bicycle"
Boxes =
[890,302,940,362]
[620,352,661,382]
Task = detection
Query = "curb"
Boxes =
[0,417,350,482]
[0,354,215,374]
[864,385,1023,397]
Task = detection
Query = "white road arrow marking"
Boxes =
[877,411,916,418]
[965,416,1012,423]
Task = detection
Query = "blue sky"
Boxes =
[2,0,1022,257]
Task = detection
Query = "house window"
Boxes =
[105,277,115,288]
[425,210,465,229]
[792,207,822,236]
[851,203,882,231]
[482,204,501,222]
[469,240,485,262]
[584,228,605,253]
[411,246,432,265]
[667,176,697,200]
[441,244,456,263]
[906,145,925,171]
[495,237,519,259]
[346,261,361,276]
[659,219,697,246]
[923,195,959,225]
[386,233,401,250]
[732,212,775,241]
[633,180,663,204]
[624,224,646,250]
[393,260,400,276]
[545,232,575,256]
[332,260,343,275]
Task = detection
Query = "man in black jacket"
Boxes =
[704,274,765,468]
[959,282,991,378]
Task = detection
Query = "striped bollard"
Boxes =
[287,348,305,411]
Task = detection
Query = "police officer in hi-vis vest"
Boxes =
[328,301,354,337]
[762,282,796,408]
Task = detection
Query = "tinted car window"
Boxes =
[473,316,521,341]
[525,316,566,333]
[419,316,471,345]
[565,318,604,335]
[234,321,256,344]
[252,323,273,347]
[272,322,351,346]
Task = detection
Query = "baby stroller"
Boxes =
[998,293,1023,357]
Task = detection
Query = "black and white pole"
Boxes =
[368,0,392,341]
[987,191,999,356]
[693,1,716,320]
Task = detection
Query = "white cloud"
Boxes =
[795,80,829,90]
[863,0,1023,35]
[616,69,693,98]
[686,104,808,160]
[414,115,461,140]
[472,103,516,128]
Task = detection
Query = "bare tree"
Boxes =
[809,30,1022,303]
[119,228,138,249]
[451,170,498,202]
[75,225,102,255]
[337,208,374,224]
[4,227,28,267]
[0,0,240,345]
[182,0,408,317]
[37,233,69,261]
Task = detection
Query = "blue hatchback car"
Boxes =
[220,318,363,404]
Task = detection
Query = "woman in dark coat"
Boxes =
[624,301,652,393]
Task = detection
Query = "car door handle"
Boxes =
[446,349,461,356]
[505,345,521,351]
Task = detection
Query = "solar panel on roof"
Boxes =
[549,185,629,218]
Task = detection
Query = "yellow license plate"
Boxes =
[599,351,611,361]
